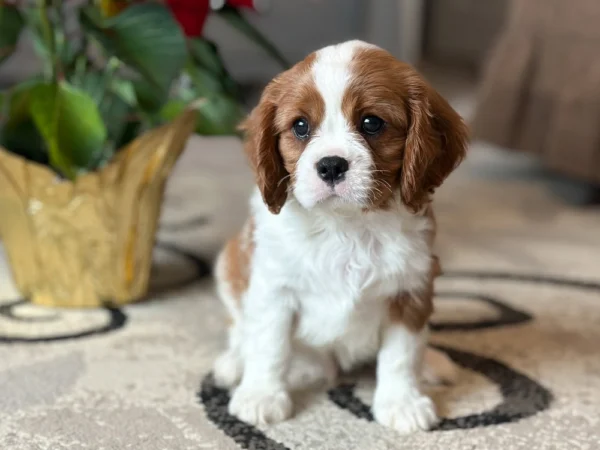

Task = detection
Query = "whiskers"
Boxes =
[375,178,394,195]
[349,168,396,200]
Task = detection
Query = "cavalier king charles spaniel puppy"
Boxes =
[213,40,469,434]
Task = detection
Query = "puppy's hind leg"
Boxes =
[285,344,338,392]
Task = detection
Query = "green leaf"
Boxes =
[0,119,48,164]
[159,99,187,123]
[196,95,244,136]
[72,71,135,149]
[99,92,132,149]
[4,80,39,126]
[73,70,105,104]
[115,118,142,149]
[0,4,24,64]
[185,60,224,98]
[161,95,244,136]
[110,78,137,107]
[58,37,79,71]
[187,39,224,77]
[187,38,241,99]
[0,81,48,164]
[133,77,168,113]
[216,6,289,69]
[29,82,108,178]
[79,6,111,48]
[80,3,187,93]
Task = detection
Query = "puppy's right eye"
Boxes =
[292,118,310,140]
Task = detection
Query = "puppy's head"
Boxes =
[241,40,469,214]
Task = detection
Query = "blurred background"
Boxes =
[0,0,504,87]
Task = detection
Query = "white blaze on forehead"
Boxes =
[312,40,376,136]
[292,40,378,209]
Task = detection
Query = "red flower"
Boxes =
[165,0,271,37]
[165,0,211,37]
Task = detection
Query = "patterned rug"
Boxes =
[1,135,599,450]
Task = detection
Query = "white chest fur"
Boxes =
[251,191,433,348]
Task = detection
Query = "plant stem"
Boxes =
[54,0,66,79]
[104,57,120,81]
[101,56,119,98]
[37,0,57,82]
[73,54,87,86]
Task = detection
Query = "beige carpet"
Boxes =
[1,132,600,449]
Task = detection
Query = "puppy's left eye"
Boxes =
[360,116,385,135]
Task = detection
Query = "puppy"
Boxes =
[213,40,468,433]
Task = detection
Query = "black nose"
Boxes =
[316,156,349,185]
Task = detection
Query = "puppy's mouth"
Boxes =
[292,156,374,210]
[311,179,369,208]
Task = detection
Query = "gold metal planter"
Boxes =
[0,109,197,308]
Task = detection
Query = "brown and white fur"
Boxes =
[213,40,469,433]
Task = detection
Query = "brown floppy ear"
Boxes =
[401,76,469,212]
[240,82,289,214]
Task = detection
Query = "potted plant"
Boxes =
[0,0,287,307]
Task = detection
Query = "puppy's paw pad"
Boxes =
[213,352,242,388]
[374,395,438,434]
[229,387,293,425]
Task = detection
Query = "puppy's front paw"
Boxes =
[213,351,242,388]
[229,385,293,425]
[373,395,438,434]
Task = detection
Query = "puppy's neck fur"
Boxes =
[271,189,428,237]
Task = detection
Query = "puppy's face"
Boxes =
[242,40,469,214]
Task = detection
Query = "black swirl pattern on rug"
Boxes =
[0,299,59,322]
[327,344,554,430]
[0,303,127,344]
[443,270,600,291]
[0,240,210,344]
[199,375,290,450]
[430,292,532,332]
[199,271,600,449]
